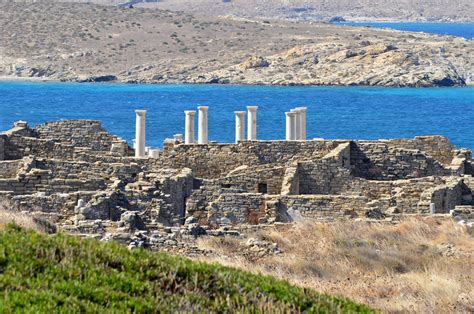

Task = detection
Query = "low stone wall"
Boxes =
[275,195,369,220]
[34,120,125,152]
[0,159,21,178]
[4,135,75,160]
[11,191,97,215]
[158,140,339,179]
[397,136,456,165]
[188,192,266,226]
[2,121,130,161]
[0,176,107,195]
[298,143,352,195]
[37,158,143,182]
[350,141,451,180]
[419,178,466,214]
[220,165,285,195]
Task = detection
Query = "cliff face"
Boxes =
[0,3,472,87]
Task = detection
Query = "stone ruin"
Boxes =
[0,114,473,253]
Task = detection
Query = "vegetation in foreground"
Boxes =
[198,217,474,313]
[0,221,372,312]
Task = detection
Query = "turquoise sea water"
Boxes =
[335,22,474,39]
[1,82,473,150]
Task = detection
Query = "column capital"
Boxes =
[197,106,209,111]
[296,107,307,112]
[135,109,146,116]
[285,111,296,116]
[234,111,246,116]
[247,106,258,111]
[184,110,196,115]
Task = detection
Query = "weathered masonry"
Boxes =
[0,120,473,235]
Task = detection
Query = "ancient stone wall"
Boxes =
[1,119,472,231]
[0,156,107,195]
[2,120,130,161]
[0,175,106,195]
[3,135,76,160]
[158,140,339,179]
[37,158,143,182]
[396,136,456,165]
[10,191,97,216]
[350,141,451,180]
[219,165,285,195]
[34,120,126,152]
[298,161,351,195]
[419,178,466,214]
[188,191,266,226]
[298,143,352,194]
[0,159,21,179]
[280,165,299,195]
[185,164,285,224]
[274,195,369,220]
[0,136,4,160]
[119,168,194,225]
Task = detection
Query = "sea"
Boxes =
[1,23,473,150]
[334,22,474,39]
[1,82,473,150]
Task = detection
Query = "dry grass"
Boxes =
[0,200,55,233]
[197,217,474,313]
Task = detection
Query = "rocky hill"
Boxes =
[0,3,472,86]
[139,0,474,22]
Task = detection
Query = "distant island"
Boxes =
[1,3,472,87]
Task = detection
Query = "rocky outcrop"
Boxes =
[239,56,270,70]
[189,41,472,87]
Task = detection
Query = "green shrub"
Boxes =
[0,225,373,312]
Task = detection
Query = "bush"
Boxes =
[0,225,372,312]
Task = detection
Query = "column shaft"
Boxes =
[286,112,296,141]
[291,109,301,140]
[198,106,208,144]
[235,111,246,143]
[297,107,307,140]
[135,110,146,158]
[184,111,196,144]
[247,106,258,140]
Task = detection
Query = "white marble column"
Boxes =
[134,110,146,158]
[247,106,258,140]
[286,112,296,141]
[198,106,209,144]
[297,107,307,140]
[184,110,196,144]
[291,108,301,140]
[234,111,246,143]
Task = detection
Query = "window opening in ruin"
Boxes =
[222,184,232,188]
[258,183,268,194]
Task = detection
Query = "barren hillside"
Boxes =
[102,0,474,22]
[0,3,472,86]
[17,0,474,22]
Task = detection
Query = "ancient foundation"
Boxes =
[1,118,473,251]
